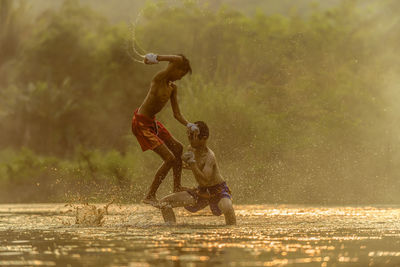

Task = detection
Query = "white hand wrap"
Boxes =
[145,53,159,64]
[186,123,200,134]
[182,151,196,164]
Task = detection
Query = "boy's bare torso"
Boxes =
[139,78,174,118]
[191,147,224,187]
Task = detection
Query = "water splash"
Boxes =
[65,200,114,227]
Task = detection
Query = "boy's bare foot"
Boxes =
[142,196,159,206]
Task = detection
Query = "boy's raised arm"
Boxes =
[170,85,200,134]
[170,85,189,126]
[157,55,183,62]
[144,54,182,64]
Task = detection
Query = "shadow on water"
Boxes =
[0,204,400,266]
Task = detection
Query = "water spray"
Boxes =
[127,9,147,64]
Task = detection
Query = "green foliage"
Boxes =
[0,0,399,203]
[0,0,27,66]
[0,147,169,203]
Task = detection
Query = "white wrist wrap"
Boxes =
[187,123,200,133]
[145,53,159,64]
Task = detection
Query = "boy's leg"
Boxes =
[163,136,184,192]
[159,191,196,208]
[217,198,236,225]
[161,207,176,224]
[143,144,175,204]
[158,192,196,224]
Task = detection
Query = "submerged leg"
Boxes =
[218,198,236,225]
[161,207,176,224]
[143,144,175,204]
[159,191,197,224]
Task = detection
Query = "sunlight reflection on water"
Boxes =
[0,204,399,266]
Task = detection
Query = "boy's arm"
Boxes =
[188,162,208,184]
[157,55,183,63]
[170,85,189,126]
[170,86,200,134]
[182,146,194,170]
[187,154,215,183]
[144,54,183,64]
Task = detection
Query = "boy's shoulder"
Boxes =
[205,148,217,165]
[207,147,216,157]
[188,146,217,163]
[151,69,168,83]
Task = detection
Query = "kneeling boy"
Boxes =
[156,121,236,225]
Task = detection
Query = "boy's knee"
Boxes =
[221,204,234,215]
[218,198,236,225]
[219,198,232,212]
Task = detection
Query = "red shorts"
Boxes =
[131,109,172,151]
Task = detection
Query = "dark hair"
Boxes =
[194,121,209,139]
[175,54,192,75]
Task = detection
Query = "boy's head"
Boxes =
[168,54,192,81]
[188,121,209,148]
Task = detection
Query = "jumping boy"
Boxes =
[155,121,236,225]
[131,53,198,205]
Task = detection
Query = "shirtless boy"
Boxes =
[156,121,236,225]
[131,53,198,205]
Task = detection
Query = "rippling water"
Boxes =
[0,204,399,266]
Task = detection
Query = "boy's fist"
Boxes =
[186,123,200,134]
[144,53,159,64]
[182,151,196,164]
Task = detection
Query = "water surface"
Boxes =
[0,204,399,266]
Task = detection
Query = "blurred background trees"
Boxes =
[0,0,399,204]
